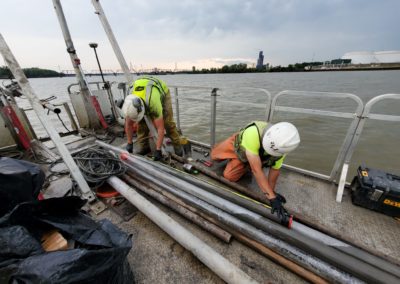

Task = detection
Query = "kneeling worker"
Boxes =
[122,76,182,160]
[211,121,300,222]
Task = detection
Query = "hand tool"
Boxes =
[196,159,213,167]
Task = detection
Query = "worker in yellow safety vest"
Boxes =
[211,121,300,222]
[122,76,182,160]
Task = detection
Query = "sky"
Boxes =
[1,0,399,72]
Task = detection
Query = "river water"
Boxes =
[3,70,400,179]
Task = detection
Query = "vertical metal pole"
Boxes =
[90,44,119,120]
[210,88,218,147]
[52,0,103,129]
[174,87,181,130]
[0,33,95,202]
[91,0,133,84]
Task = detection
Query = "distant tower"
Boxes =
[256,51,264,70]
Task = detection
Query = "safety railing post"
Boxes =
[210,88,218,147]
[174,87,181,130]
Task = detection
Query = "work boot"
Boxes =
[174,145,183,157]
[133,145,151,155]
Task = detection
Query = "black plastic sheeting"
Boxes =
[0,196,134,283]
[0,157,45,217]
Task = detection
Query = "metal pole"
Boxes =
[52,0,106,129]
[91,0,133,83]
[174,87,181,130]
[210,88,218,147]
[119,164,360,283]
[107,176,258,284]
[232,232,329,284]
[89,42,119,120]
[126,172,327,284]
[89,43,106,83]
[122,174,232,243]
[0,33,95,202]
[129,154,282,224]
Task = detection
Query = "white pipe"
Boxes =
[0,33,95,202]
[107,176,258,284]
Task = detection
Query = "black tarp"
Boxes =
[0,157,45,217]
[0,196,134,284]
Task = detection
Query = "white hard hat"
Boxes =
[262,122,300,157]
[122,95,145,122]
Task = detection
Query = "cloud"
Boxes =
[0,0,399,69]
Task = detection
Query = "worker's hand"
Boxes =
[126,143,133,153]
[276,193,286,204]
[270,197,288,222]
[153,149,162,161]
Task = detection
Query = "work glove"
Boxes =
[276,193,287,204]
[153,149,162,161]
[126,143,133,153]
[270,197,289,223]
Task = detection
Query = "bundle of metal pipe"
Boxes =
[119,159,361,283]
[107,176,258,284]
[97,140,400,284]
[131,153,400,279]
[123,172,330,284]
[121,173,232,243]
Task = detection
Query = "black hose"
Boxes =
[72,147,125,188]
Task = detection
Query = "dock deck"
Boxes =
[38,136,400,283]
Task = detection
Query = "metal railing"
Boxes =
[269,90,364,182]
[170,86,271,147]
[336,93,400,202]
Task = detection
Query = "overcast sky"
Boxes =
[1,0,399,71]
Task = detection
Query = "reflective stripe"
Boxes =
[141,76,167,99]
[145,80,154,106]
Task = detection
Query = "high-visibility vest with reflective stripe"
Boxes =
[234,121,281,167]
[130,76,168,106]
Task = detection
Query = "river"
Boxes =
[3,70,400,179]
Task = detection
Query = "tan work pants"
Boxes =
[211,133,248,182]
[137,91,180,148]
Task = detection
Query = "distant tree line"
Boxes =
[269,62,323,72]
[175,63,268,74]
[177,62,325,74]
[0,66,63,78]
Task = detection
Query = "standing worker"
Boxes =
[122,76,183,160]
[211,121,300,222]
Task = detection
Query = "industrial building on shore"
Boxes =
[341,50,400,64]
[308,50,400,71]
